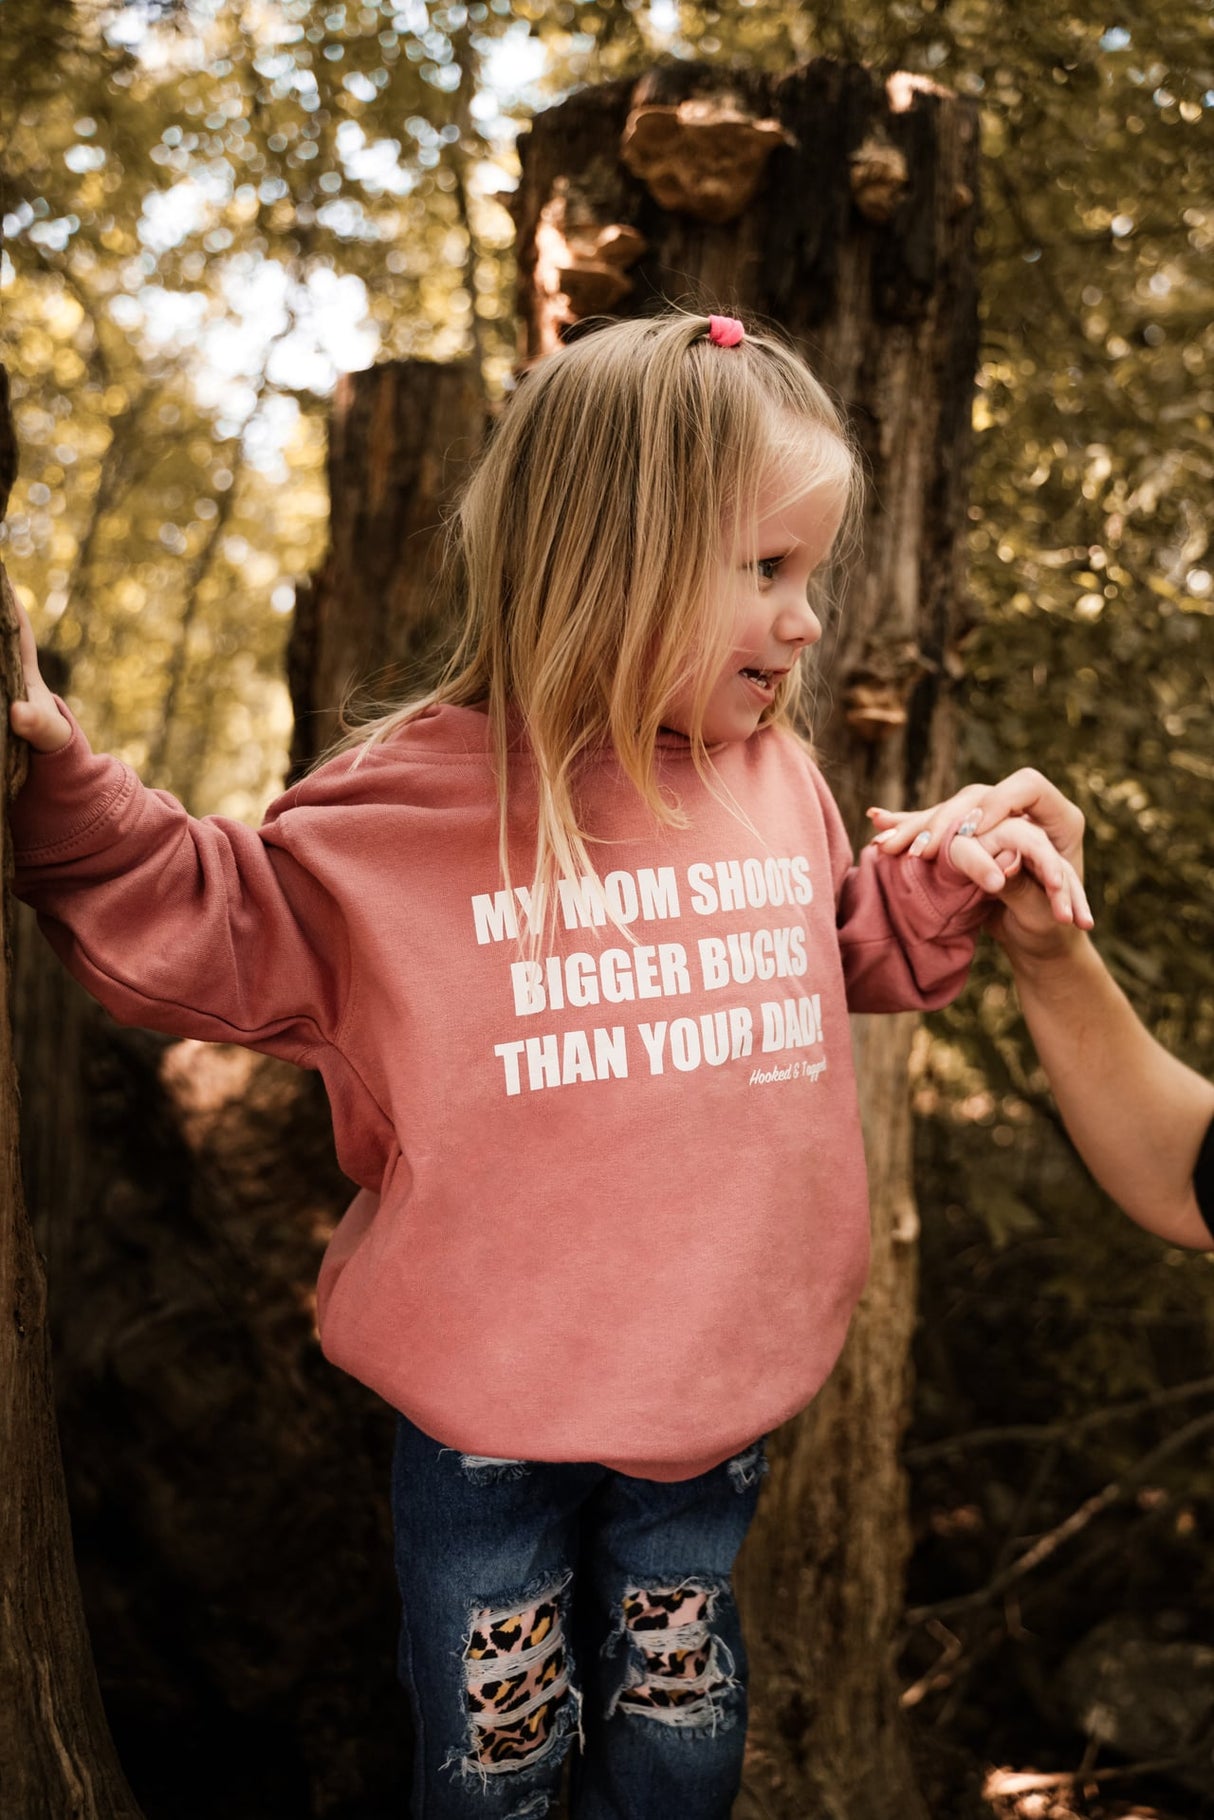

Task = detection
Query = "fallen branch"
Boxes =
[905,1373,1214,1465]
[984,1750,1199,1797]
[900,1618,963,1709]
[906,1407,1214,1624]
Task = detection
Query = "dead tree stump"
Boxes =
[288,358,485,775]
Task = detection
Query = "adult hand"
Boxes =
[871,774,1214,1251]
[867,768,1084,869]
[866,770,1093,950]
[8,596,72,753]
[924,810,1092,935]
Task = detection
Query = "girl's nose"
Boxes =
[776,594,823,649]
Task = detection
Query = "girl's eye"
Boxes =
[755,556,783,582]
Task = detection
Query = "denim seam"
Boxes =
[397,1591,429,1816]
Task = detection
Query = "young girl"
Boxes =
[9,311,1088,1820]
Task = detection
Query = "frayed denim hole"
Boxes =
[604,1578,740,1727]
[444,1571,581,1787]
[613,1630,741,1732]
[505,1793,554,1819]
[454,1453,532,1483]
[646,1697,744,1740]
[726,1439,769,1493]
[442,1695,580,1793]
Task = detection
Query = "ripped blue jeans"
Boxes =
[390,1413,768,1820]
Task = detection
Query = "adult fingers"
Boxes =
[939,824,1017,896]
[950,769,1085,866]
[969,819,1093,928]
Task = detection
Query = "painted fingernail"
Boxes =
[910,832,930,856]
[955,818,980,840]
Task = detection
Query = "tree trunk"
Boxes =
[7,358,484,1817]
[512,61,980,1818]
[288,358,485,776]
[0,364,145,1818]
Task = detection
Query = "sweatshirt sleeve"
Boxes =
[8,697,349,1064]
[810,766,990,1014]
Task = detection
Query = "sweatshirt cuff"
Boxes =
[901,833,993,934]
[9,696,135,859]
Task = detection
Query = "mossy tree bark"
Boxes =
[0,363,145,1818]
[511,61,980,1819]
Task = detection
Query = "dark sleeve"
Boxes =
[1194,1115,1214,1243]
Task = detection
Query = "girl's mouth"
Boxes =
[740,667,776,695]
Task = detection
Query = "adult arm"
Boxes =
[1007,930,1214,1249]
[806,764,1084,1014]
[868,769,1213,1247]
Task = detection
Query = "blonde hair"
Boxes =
[320,309,861,925]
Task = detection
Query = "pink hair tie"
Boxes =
[707,315,744,348]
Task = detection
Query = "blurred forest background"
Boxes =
[2,0,1213,1816]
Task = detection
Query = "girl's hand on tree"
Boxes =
[8,596,72,753]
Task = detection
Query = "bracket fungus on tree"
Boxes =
[531,182,648,356]
[844,678,910,740]
[843,643,933,742]
[620,96,792,225]
[849,137,910,225]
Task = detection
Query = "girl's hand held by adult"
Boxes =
[865,768,1086,874]
[864,769,1093,946]
[8,597,72,753]
[880,808,1092,936]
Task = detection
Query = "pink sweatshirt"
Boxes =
[11,700,986,1480]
